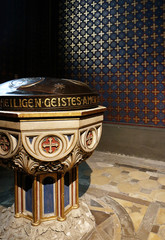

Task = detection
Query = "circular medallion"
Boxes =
[0,133,10,155]
[86,131,93,147]
[41,136,60,154]
[85,128,97,150]
[39,135,63,158]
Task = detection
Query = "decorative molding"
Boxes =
[0,143,92,175]
[79,123,102,152]
[0,119,103,175]
[13,147,39,174]
[22,130,78,162]
[0,130,20,159]
[62,143,93,172]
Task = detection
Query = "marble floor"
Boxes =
[1,151,165,240]
[79,151,165,240]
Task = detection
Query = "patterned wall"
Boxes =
[58,0,165,127]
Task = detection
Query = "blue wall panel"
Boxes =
[58,0,165,127]
[64,172,70,208]
[25,176,32,213]
[43,177,54,214]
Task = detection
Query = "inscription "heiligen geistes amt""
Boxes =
[0,95,99,110]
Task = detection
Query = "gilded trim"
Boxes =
[0,106,106,119]
[76,166,79,207]
[14,170,20,217]
[32,176,39,225]
[57,173,66,221]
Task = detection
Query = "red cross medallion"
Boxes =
[41,137,60,154]
[86,131,93,146]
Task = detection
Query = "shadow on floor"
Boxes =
[0,166,14,207]
[79,161,92,197]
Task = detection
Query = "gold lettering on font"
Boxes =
[35,98,42,108]
[0,96,99,109]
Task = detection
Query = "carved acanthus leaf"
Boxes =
[0,143,93,175]
[13,147,39,174]
[61,144,93,172]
